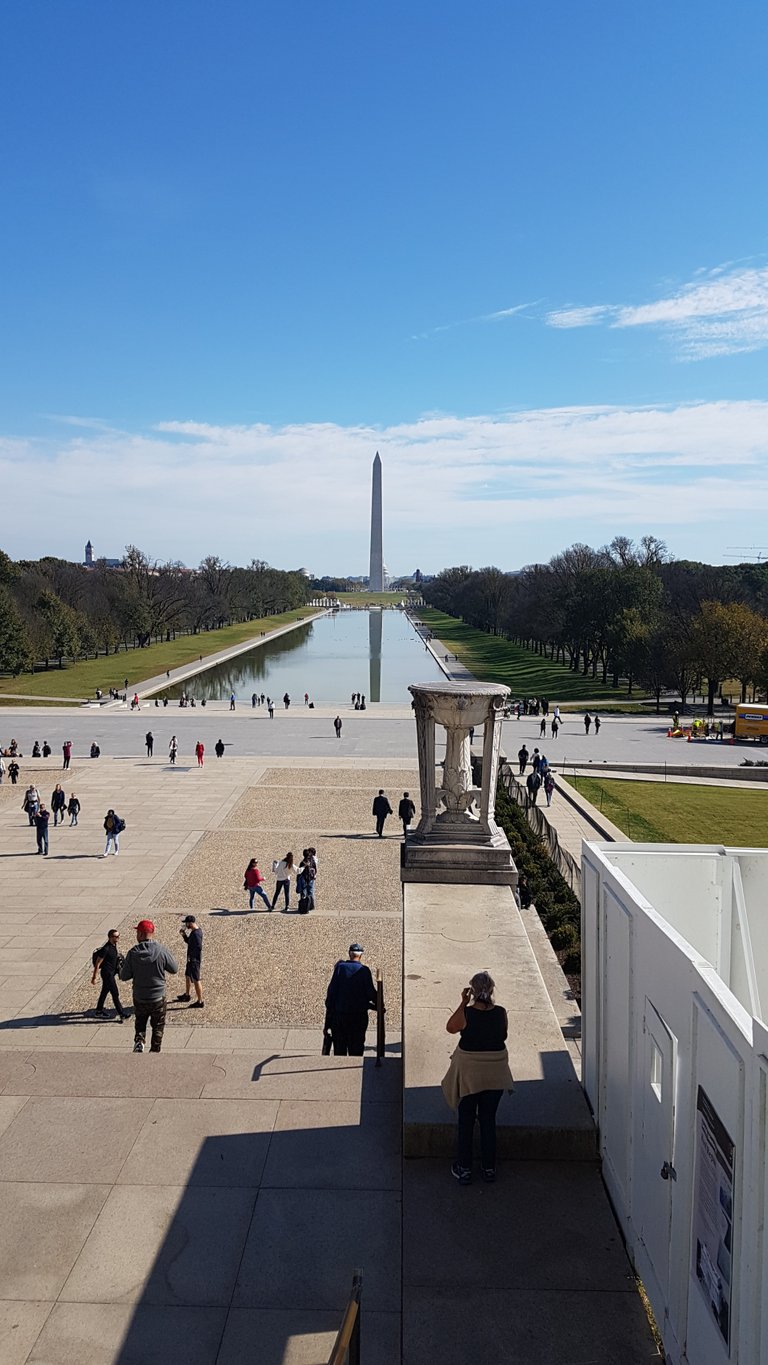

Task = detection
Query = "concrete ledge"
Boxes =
[403,883,596,1161]
[554,759,768,782]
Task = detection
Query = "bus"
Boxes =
[734,703,768,743]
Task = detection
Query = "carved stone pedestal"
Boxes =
[401,681,517,887]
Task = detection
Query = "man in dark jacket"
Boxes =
[91,929,127,1020]
[34,804,50,855]
[398,791,416,838]
[526,770,541,805]
[120,920,178,1053]
[372,789,393,838]
[177,915,204,1007]
[324,944,378,1056]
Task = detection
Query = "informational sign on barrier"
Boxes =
[692,1087,734,1349]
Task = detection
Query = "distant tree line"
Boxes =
[422,536,768,713]
[0,547,310,675]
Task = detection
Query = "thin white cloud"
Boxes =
[545,263,768,359]
[411,301,537,339]
[2,401,768,571]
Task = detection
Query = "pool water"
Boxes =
[169,610,446,704]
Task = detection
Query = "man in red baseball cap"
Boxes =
[119,919,178,1053]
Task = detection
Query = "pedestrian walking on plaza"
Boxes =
[551,718,560,739]
[544,772,555,807]
[229,692,236,711]
[517,744,529,775]
[195,740,204,767]
[120,920,178,1053]
[51,783,66,827]
[304,692,309,706]
[398,791,416,838]
[244,858,271,910]
[34,803,50,855]
[215,738,225,758]
[297,849,317,914]
[526,770,541,805]
[584,712,591,734]
[271,852,295,911]
[0,755,5,785]
[283,692,291,709]
[177,915,204,1007]
[103,808,124,856]
[372,789,393,838]
[68,793,80,825]
[540,717,547,737]
[594,713,601,734]
[334,716,343,738]
[91,929,127,1020]
[145,731,154,757]
[267,698,275,719]
[531,748,541,774]
[442,971,513,1185]
[252,692,257,708]
[9,759,19,785]
[324,943,378,1056]
[169,736,178,764]
[23,784,40,825]
[62,740,72,770]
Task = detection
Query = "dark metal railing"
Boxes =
[328,1269,363,1365]
[375,970,385,1067]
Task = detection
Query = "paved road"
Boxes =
[502,713,761,770]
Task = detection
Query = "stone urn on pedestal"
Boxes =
[402,681,517,887]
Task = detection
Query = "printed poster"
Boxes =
[692,1086,734,1349]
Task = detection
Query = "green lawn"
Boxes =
[0,607,317,702]
[418,609,632,701]
[568,776,768,846]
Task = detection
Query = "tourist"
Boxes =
[334,716,343,738]
[526,770,541,805]
[145,731,154,757]
[398,791,416,838]
[584,713,592,734]
[91,929,127,1020]
[102,808,124,856]
[177,915,204,1008]
[540,717,547,737]
[324,943,378,1056]
[62,740,72,769]
[531,748,541,774]
[442,971,513,1185]
[0,755,4,784]
[8,759,20,784]
[544,771,555,807]
[297,849,317,914]
[229,692,236,711]
[553,706,561,725]
[271,852,295,911]
[267,698,275,719]
[517,744,529,775]
[67,793,80,826]
[594,713,601,734]
[169,736,178,764]
[372,789,393,838]
[23,783,40,825]
[517,873,531,909]
[252,692,257,708]
[34,803,50,856]
[32,740,41,758]
[42,740,51,757]
[90,741,101,758]
[215,738,225,758]
[304,692,309,705]
[244,858,271,910]
[120,919,178,1053]
[551,718,560,739]
[195,740,204,767]
[51,783,66,827]
[283,692,291,709]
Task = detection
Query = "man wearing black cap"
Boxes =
[324,944,378,1056]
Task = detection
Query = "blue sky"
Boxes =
[1,1,767,574]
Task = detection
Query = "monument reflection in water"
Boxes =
[167,609,444,705]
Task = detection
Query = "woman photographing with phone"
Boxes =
[442,971,514,1185]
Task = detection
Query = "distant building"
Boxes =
[83,540,121,569]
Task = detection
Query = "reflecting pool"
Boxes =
[169,609,446,704]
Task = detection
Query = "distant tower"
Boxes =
[84,540,93,567]
[369,452,384,591]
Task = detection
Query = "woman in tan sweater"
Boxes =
[443,971,513,1186]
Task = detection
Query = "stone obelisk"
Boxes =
[369,451,384,591]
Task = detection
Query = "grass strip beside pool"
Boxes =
[0,608,317,701]
[418,609,630,701]
[567,776,768,846]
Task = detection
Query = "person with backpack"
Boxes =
[103,808,124,856]
[244,858,271,910]
[67,793,80,826]
[526,770,541,806]
[91,929,127,1021]
[297,849,317,913]
[543,771,556,807]
[51,783,66,827]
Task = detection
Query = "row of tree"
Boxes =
[0,547,311,674]
[422,537,768,713]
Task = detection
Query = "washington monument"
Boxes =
[369,451,384,591]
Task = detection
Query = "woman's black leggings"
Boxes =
[457,1089,503,1168]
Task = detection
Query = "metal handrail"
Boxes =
[375,970,385,1067]
[328,1269,363,1365]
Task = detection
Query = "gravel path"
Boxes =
[258,766,418,788]
[224,786,414,833]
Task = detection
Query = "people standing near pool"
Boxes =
[229,692,236,711]
[215,738,225,758]
[271,852,295,911]
[283,692,291,709]
[267,698,274,718]
[177,915,204,1008]
[195,740,204,767]
[584,712,592,734]
[594,713,601,734]
[252,692,258,708]
[62,740,72,770]
[244,858,271,910]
